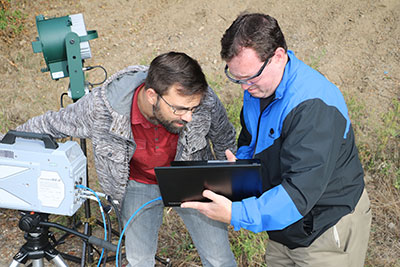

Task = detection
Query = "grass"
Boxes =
[308,48,327,70]
[0,0,26,38]
[230,229,268,266]
[0,111,13,133]
[350,96,400,187]
[344,94,400,266]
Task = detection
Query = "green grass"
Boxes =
[230,229,268,266]
[347,97,400,188]
[0,3,26,35]
[224,96,243,133]
[0,111,12,133]
[307,48,327,70]
[378,99,400,187]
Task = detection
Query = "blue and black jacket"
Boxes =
[231,51,364,249]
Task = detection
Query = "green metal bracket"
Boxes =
[65,31,86,100]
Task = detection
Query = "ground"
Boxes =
[0,0,399,266]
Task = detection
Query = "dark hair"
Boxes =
[145,52,208,96]
[220,13,287,62]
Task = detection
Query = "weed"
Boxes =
[307,48,327,70]
[369,98,400,186]
[0,1,27,38]
[224,96,243,133]
[0,111,12,132]
[343,91,367,130]
[230,229,268,266]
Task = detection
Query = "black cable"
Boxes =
[108,195,123,267]
[101,204,113,267]
[60,92,68,108]
[85,65,108,87]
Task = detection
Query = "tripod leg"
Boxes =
[44,247,69,267]
[50,255,68,267]
[9,260,22,267]
[31,259,45,267]
[9,247,30,267]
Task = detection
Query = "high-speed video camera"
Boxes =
[0,130,87,216]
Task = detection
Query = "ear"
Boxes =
[145,88,158,105]
[274,47,286,63]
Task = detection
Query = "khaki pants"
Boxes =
[265,189,372,267]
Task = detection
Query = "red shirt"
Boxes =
[129,84,179,184]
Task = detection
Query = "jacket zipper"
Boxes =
[252,99,277,158]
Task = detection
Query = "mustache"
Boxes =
[172,119,188,126]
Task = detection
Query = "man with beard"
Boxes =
[14,52,237,267]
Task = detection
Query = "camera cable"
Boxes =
[76,184,108,267]
[116,196,162,267]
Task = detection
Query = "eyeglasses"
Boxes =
[157,94,198,115]
[224,57,272,85]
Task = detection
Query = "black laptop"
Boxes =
[155,159,262,207]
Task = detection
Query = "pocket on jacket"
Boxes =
[95,140,126,163]
[268,212,315,249]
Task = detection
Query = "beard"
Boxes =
[151,102,187,134]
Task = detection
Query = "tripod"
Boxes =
[9,213,67,267]
[9,212,117,267]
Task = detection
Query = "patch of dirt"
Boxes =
[0,0,399,266]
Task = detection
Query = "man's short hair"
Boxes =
[145,52,208,96]
[220,13,287,62]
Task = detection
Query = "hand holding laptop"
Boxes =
[181,189,232,224]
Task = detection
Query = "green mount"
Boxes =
[31,15,98,100]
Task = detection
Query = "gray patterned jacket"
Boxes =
[16,65,237,204]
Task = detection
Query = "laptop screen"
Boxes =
[155,159,262,206]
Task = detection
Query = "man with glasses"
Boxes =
[182,13,371,267]
[15,52,237,267]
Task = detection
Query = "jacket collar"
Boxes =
[274,50,298,100]
[100,66,148,140]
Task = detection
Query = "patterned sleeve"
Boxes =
[16,88,98,139]
[207,87,237,159]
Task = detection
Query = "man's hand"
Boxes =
[225,149,237,162]
[181,190,232,224]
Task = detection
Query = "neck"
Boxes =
[137,86,157,123]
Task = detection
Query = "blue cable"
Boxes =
[116,196,162,267]
[76,184,107,267]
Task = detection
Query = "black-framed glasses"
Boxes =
[157,94,198,115]
[224,57,272,85]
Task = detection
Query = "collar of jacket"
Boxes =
[274,50,299,100]
[100,65,148,141]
